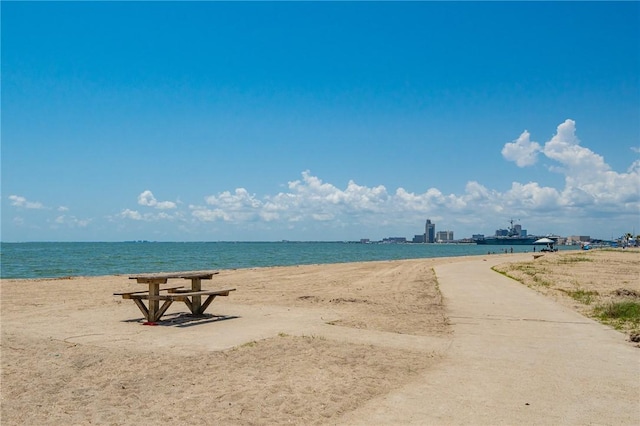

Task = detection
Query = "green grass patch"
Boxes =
[507,263,547,277]
[517,265,537,276]
[532,275,552,287]
[559,288,599,305]
[492,265,550,287]
[492,267,526,285]
[601,248,640,255]
[239,340,258,348]
[594,301,640,329]
[596,301,640,320]
[556,256,593,264]
[491,268,510,278]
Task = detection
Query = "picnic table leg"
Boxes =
[190,278,202,314]
[196,294,218,315]
[132,298,150,320]
[148,283,160,322]
[154,300,174,322]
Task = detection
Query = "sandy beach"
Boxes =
[2,250,638,425]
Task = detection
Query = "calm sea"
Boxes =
[0,242,575,279]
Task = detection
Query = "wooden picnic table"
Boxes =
[114,270,235,323]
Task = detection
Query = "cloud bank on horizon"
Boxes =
[7,120,639,241]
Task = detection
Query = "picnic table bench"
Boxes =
[113,285,185,296]
[114,270,235,323]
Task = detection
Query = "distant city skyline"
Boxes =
[3,2,638,242]
[383,218,612,245]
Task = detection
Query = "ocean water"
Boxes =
[0,242,575,279]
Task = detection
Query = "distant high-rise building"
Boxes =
[425,219,435,243]
[436,230,454,242]
[512,224,520,235]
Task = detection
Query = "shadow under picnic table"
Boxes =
[122,313,240,327]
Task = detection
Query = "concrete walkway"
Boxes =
[338,256,640,425]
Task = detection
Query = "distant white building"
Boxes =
[567,235,590,244]
[436,230,454,242]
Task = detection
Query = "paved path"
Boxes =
[338,256,640,425]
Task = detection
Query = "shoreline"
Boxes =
[1,252,498,281]
[0,241,581,279]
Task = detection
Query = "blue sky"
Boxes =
[2,1,639,242]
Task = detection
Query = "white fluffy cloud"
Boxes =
[9,195,44,209]
[190,171,482,228]
[501,130,541,167]
[53,215,91,228]
[543,119,606,171]
[189,188,263,223]
[119,208,182,222]
[502,119,640,210]
[120,209,143,221]
[137,190,177,209]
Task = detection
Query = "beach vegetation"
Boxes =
[432,268,441,291]
[302,334,326,341]
[495,263,549,280]
[594,301,640,330]
[532,275,553,287]
[602,248,639,255]
[491,268,509,278]
[511,264,540,277]
[556,255,593,264]
[491,265,552,288]
[239,340,258,348]
[559,288,599,305]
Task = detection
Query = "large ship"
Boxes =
[474,220,543,245]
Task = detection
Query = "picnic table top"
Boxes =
[128,270,220,281]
